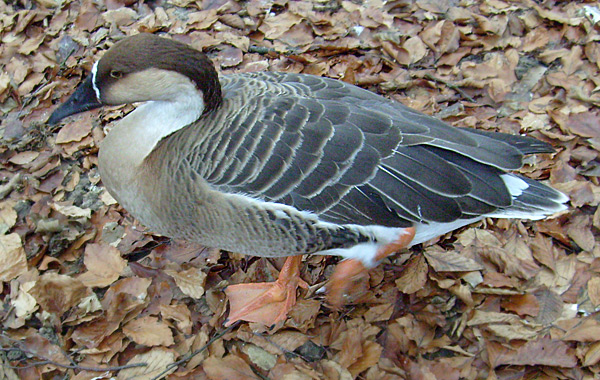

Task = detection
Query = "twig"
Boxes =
[252,367,272,380]
[1,335,146,372]
[422,73,476,103]
[248,45,276,55]
[5,357,145,371]
[150,322,240,380]
[252,332,305,359]
[0,173,22,200]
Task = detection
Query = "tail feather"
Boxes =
[412,175,567,245]
[489,175,568,220]
[465,129,556,155]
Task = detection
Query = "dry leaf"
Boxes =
[566,214,595,252]
[268,362,315,380]
[187,9,219,30]
[486,323,541,341]
[241,344,277,371]
[401,36,428,65]
[270,330,310,352]
[395,254,428,294]
[0,72,10,95]
[319,360,352,380]
[347,340,382,377]
[164,266,207,298]
[260,12,304,40]
[8,151,39,165]
[77,243,127,287]
[52,202,92,219]
[18,32,45,55]
[420,20,444,50]
[280,22,314,47]
[117,347,177,380]
[416,0,451,13]
[424,247,484,272]
[500,294,540,317]
[160,303,192,335]
[0,202,17,234]
[203,354,258,380]
[488,337,577,368]
[533,287,563,326]
[0,355,20,380]
[562,319,600,342]
[468,310,522,326]
[521,27,549,52]
[56,118,92,144]
[288,298,320,329]
[75,0,100,31]
[0,233,28,281]
[11,281,38,321]
[20,334,71,367]
[336,327,363,369]
[123,315,174,346]
[101,8,137,27]
[363,303,393,323]
[583,341,600,367]
[186,330,209,370]
[29,273,88,315]
[218,46,243,68]
[587,277,600,307]
[17,72,44,96]
[568,111,600,139]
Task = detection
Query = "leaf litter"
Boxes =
[1,0,599,379]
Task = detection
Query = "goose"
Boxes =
[48,33,568,327]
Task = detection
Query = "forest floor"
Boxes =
[1,0,600,379]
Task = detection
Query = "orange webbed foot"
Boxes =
[327,259,369,308]
[327,227,416,308]
[224,256,308,327]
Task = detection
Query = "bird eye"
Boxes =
[110,70,122,79]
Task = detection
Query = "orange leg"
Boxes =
[327,227,416,308]
[225,255,308,327]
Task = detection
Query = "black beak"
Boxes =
[48,75,103,125]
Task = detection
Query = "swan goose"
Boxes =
[48,33,568,327]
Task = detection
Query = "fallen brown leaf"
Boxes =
[203,354,258,380]
[20,333,71,367]
[347,340,383,377]
[501,294,540,318]
[116,347,177,380]
[77,243,126,287]
[164,266,207,298]
[29,272,88,316]
[561,319,600,342]
[533,287,563,326]
[583,341,600,367]
[123,315,174,347]
[587,277,600,307]
[487,337,577,368]
[395,254,428,294]
[424,246,484,272]
[0,233,28,281]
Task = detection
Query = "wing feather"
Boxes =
[180,72,553,227]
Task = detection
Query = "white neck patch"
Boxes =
[91,61,101,102]
[107,86,205,165]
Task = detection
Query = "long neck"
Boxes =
[98,88,204,196]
